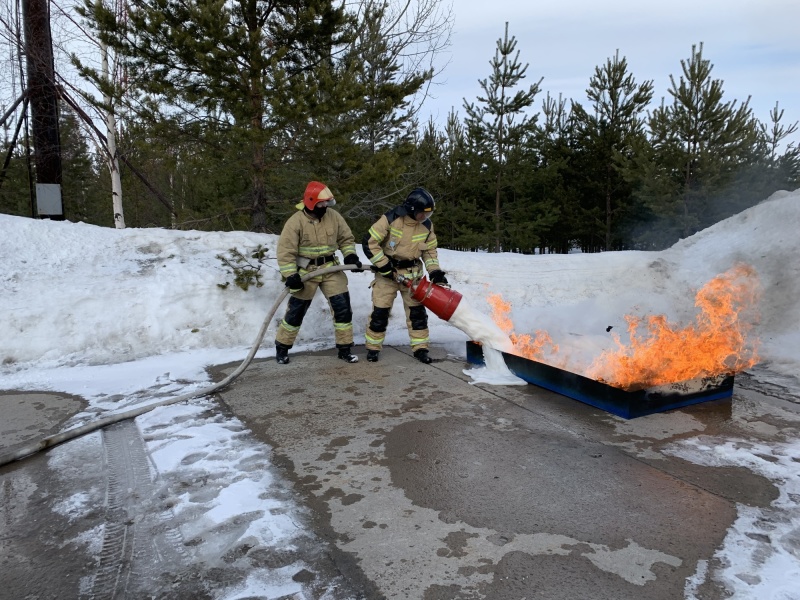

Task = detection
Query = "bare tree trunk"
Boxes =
[494,172,502,253]
[494,102,506,253]
[605,166,612,250]
[249,131,267,231]
[102,40,125,228]
[248,68,267,231]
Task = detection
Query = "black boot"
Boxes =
[338,347,358,363]
[413,348,432,364]
[367,350,380,362]
[275,343,290,365]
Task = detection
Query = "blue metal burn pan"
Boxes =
[465,341,734,419]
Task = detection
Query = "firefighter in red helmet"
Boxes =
[274,181,363,364]
[362,187,448,364]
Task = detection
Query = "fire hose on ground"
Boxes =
[0,265,466,467]
[0,264,369,467]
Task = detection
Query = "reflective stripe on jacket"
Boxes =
[362,206,440,273]
[277,208,357,278]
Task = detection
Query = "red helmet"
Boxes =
[302,181,336,210]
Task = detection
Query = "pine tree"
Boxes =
[570,51,653,250]
[761,102,799,190]
[0,138,32,218]
[414,112,492,250]
[463,22,541,252]
[638,43,760,244]
[534,93,577,253]
[706,102,800,225]
[59,104,110,225]
[348,3,431,153]
[79,0,355,232]
[294,2,434,225]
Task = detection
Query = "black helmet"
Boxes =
[403,188,435,218]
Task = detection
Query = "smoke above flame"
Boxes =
[588,264,761,389]
[487,294,558,360]
[486,264,761,391]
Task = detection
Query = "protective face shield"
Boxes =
[413,208,432,222]
[403,188,435,221]
[312,199,336,209]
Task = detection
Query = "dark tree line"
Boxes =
[422,38,798,253]
[2,8,797,252]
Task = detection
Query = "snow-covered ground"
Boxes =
[1,188,799,597]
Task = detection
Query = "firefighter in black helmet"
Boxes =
[361,187,448,364]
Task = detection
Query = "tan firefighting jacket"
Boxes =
[277,208,357,279]
[363,207,440,276]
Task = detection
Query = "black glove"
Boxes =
[429,270,448,285]
[343,254,364,272]
[285,273,304,293]
[378,265,397,280]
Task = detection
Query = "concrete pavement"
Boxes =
[211,345,785,599]
[2,346,797,599]
[0,390,85,448]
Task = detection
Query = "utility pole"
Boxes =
[22,0,64,219]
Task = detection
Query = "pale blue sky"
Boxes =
[420,0,800,149]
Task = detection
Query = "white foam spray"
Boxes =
[447,299,527,386]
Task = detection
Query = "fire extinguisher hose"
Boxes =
[0,264,361,467]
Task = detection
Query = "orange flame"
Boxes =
[487,294,559,360]
[588,264,761,390]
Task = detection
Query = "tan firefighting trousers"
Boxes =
[276,269,353,347]
[364,274,429,351]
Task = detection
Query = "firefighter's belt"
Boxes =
[306,254,336,266]
[390,257,419,269]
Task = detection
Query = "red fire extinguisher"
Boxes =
[396,274,463,322]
